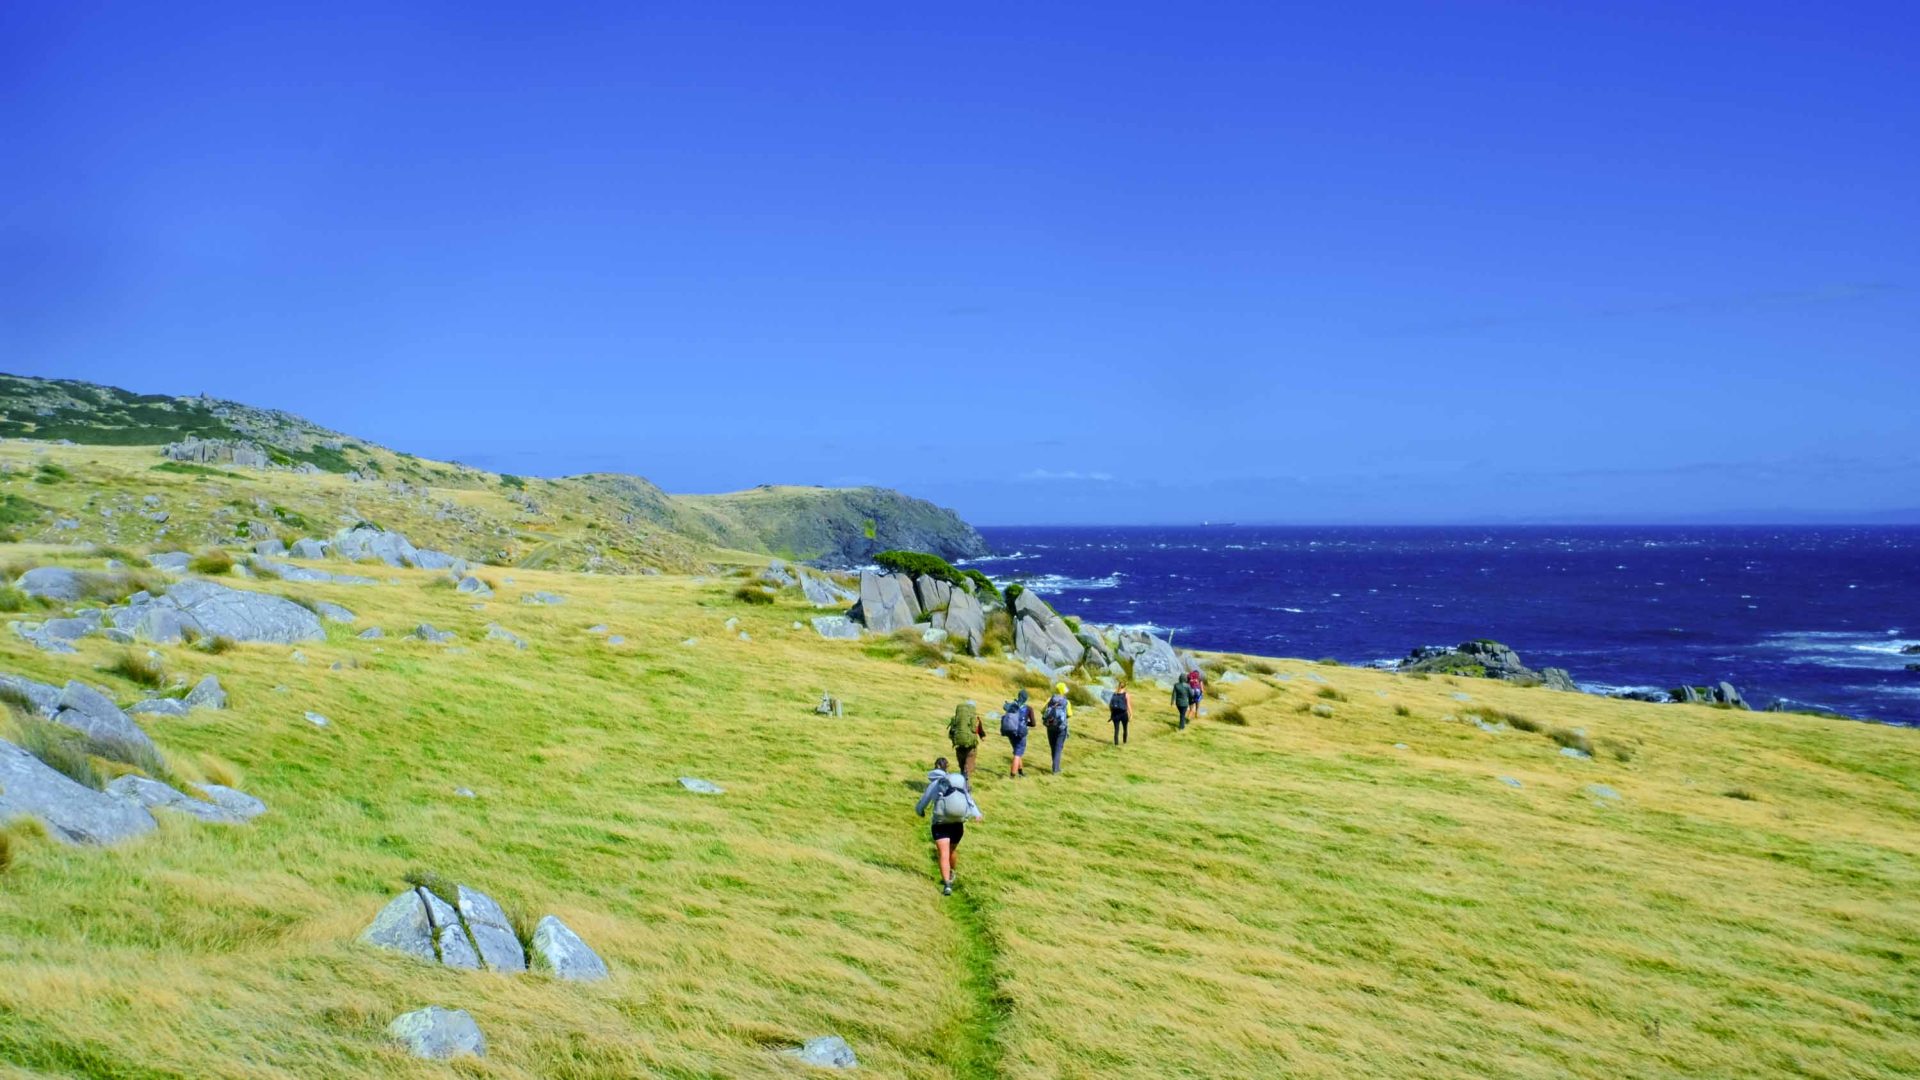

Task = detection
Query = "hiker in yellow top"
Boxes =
[1042,682,1072,775]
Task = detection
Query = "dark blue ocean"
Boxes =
[968,526,1920,727]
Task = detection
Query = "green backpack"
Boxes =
[948,703,980,749]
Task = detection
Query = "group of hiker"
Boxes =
[916,666,1207,893]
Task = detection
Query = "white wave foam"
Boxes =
[1023,573,1123,592]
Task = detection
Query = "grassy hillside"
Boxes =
[1,546,1915,1077]
[0,374,988,570]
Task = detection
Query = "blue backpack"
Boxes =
[999,702,1028,738]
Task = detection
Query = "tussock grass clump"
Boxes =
[733,584,774,605]
[1598,737,1635,763]
[106,651,167,689]
[1068,684,1105,709]
[0,829,11,873]
[188,549,234,575]
[1393,704,1412,718]
[1493,710,1542,733]
[1247,659,1277,675]
[198,754,243,788]
[1217,706,1248,726]
[1315,687,1347,702]
[1009,668,1053,691]
[33,462,70,484]
[978,611,1014,656]
[0,585,32,613]
[246,560,283,580]
[11,717,102,789]
[1548,727,1594,756]
[91,545,150,568]
[1316,657,1343,667]
[1723,787,1759,801]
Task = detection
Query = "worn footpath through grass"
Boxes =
[1,552,1917,1078]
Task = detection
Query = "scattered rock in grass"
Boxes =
[484,623,527,649]
[358,627,384,639]
[606,634,625,645]
[362,889,440,961]
[1450,692,1472,701]
[1498,776,1523,789]
[388,1006,485,1061]
[0,673,63,716]
[1559,746,1592,760]
[304,711,330,727]
[454,575,491,597]
[105,775,254,824]
[290,538,329,559]
[453,787,476,799]
[815,694,843,718]
[196,783,267,819]
[1220,671,1248,684]
[681,637,698,647]
[0,738,158,843]
[1393,743,1409,750]
[291,650,308,665]
[148,551,191,572]
[54,681,157,754]
[587,624,606,634]
[811,616,861,640]
[185,674,227,709]
[801,571,857,608]
[11,621,77,653]
[129,698,190,717]
[531,915,609,981]
[679,777,724,794]
[1310,704,1334,718]
[312,601,357,623]
[126,580,325,644]
[724,617,739,631]
[1585,784,1622,802]
[738,631,751,642]
[411,623,455,644]
[784,1036,858,1070]
[521,591,564,605]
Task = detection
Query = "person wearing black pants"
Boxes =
[1109,681,1132,744]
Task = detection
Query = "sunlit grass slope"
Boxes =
[1,554,1917,1078]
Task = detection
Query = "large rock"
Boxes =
[388,1007,485,1061]
[0,672,62,716]
[811,615,862,640]
[185,675,227,710]
[361,889,438,962]
[252,559,376,585]
[196,783,267,819]
[413,550,463,571]
[329,525,420,568]
[800,572,856,608]
[147,551,191,572]
[104,775,249,824]
[54,681,156,754]
[161,437,269,469]
[311,601,357,623]
[1116,629,1181,682]
[1011,591,1085,670]
[853,570,920,633]
[914,576,953,615]
[531,915,609,981]
[456,885,527,972]
[155,580,326,644]
[944,587,986,656]
[0,739,157,844]
[289,538,329,559]
[15,567,87,601]
[455,575,492,597]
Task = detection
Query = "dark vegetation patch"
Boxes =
[1315,687,1347,702]
[188,549,234,575]
[1393,704,1412,718]
[872,550,968,588]
[1216,706,1248,726]
[733,584,774,605]
[1723,787,1759,802]
[106,651,166,689]
[0,492,44,526]
[32,463,69,485]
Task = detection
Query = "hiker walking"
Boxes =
[1172,676,1193,730]
[1042,682,1071,775]
[947,702,983,778]
[1109,680,1132,744]
[999,689,1035,778]
[915,756,982,896]
[1186,668,1205,721]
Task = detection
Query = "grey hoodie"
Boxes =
[915,768,982,823]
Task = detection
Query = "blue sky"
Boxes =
[3,1,1914,524]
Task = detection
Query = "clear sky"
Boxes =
[3,2,1915,524]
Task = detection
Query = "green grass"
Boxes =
[105,651,167,689]
[0,552,1914,1078]
[188,549,234,575]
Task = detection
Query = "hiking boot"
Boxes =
[942,881,953,896]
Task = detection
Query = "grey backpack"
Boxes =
[934,779,972,823]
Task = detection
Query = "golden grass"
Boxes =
[0,553,1915,1077]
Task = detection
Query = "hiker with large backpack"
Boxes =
[1186,668,1205,721]
[1109,680,1132,744]
[915,756,983,895]
[1172,677,1193,730]
[947,702,984,778]
[1000,689,1035,779]
[1042,682,1072,775]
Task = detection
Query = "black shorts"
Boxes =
[931,820,965,846]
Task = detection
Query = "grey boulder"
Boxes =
[811,616,862,640]
[0,672,62,716]
[785,1036,858,1070]
[485,623,527,649]
[329,525,419,568]
[388,1007,485,1061]
[311,601,357,623]
[455,575,492,597]
[853,569,919,633]
[54,681,156,754]
[531,915,608,981]
[457,885,527,973]
[147,551,191,572]
[104,775,250,824]
[800,572,856,607]
[186,674,227,710]
[15,567,87,600]
[253,538,287,558]
[196,783,267,819]
[679,777,724,794]
[150,580,326,644]
[0,739,157,844]
[521,591,565,605]
[944,588,986,656]
[411,623,455,644]
[361,889,439,962]
[289,538,329,559]
[129,697,191,717]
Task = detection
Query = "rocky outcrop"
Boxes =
[53,680,157,754]
[111,580,325,645]
[800,571,857,608]
[1676,682,1750,710]
[251,558,376,586]
[0,739,157,844]
[1115,629,1181,682]
[1010,589,1086,671]
[388,1007,486,1061]
[15,566,90,601]
[162,436,269,468]
[852,570,921,633]
[363,884,605,984]
[1399,640,1576,690]
[104,775,261,824]
[812,615,862,640]
[942,588,987,655]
